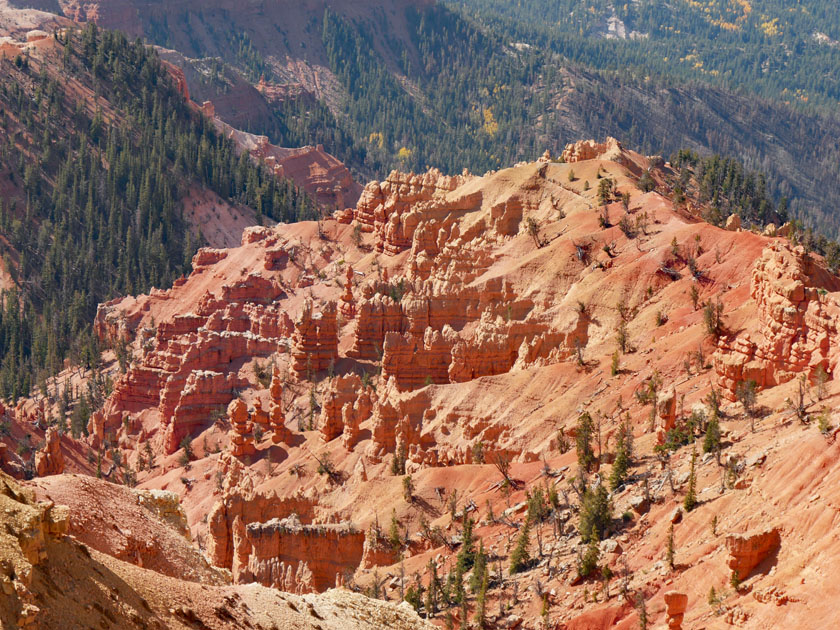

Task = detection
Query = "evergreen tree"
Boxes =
[576,411,596,473]
[509,518,531,574]
[469,541,487,593]
[456,516,475,574]
[703,414,721,456]
[666,522,675,570]
[389,509,402,551]
[684,449,698,512]
[610,419,631,490]
[579,526,600,578]
[579,484,611,542]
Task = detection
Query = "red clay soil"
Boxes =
[6,138,840,629]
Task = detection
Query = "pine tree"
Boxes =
[636,592,649,630]
[474,568,488,629]
[425,559,439,618]
[610,420,631,490]
[469,541,487,593]
[579,484,611,542]
[579,526,600,578]
[456,516,475,574]
[509,518,531,574]
[703,414,721,456]
[389,509,402,551]
[576,411,596,473]
[684,448,698,512]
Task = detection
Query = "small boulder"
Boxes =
[669,507,683,524]
[725,214,741,231]
[629,495,650,514]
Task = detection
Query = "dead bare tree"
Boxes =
[526,217,544,248]
[492,452,520,489]
[573,241,590,264]
[658,264,681,281]
[790,376,810,424]
[310,450,341,484]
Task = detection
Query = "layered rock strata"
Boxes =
[715,242,840,399]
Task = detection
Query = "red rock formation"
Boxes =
[725,214,742,231]
[162,370,251,454]
[561,137,625,163]
[351,274,536,369]
[344,385,374,452]
[0,471,69,629]
[350,169,475,254]
[726,527,781,579]
[96,268,291,454]
[360,529,399,569]
[655,387,677,444]
[207,457,337,586]
[715,242,840,399]
[381,327,458,391]
[349,291,405,360]
[0,442,25,479]
[269,364,283,406]
[228,399,256,458]
[267,366,292,445]
[34,428,64,477]
[242,515,365,593]
[339,265,356,319]
[214,121,362,209]
[93,296,144,344]
[377,305,587,392]
[664,591,688,630]
[366,379,433,460]
[290,300,339,379]
[192,247,228,268]
[29,476,218,583]
[160,60,190,101]
[318,374,373,443]
[87,410,105,451]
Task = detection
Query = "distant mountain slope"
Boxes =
[12,0,840,237]
[452,0,840,108]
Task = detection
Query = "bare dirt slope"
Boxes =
[1,470,433,629]
[6,139,840,628]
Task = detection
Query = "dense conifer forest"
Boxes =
[451,0,840,109]
[0,25,315,400]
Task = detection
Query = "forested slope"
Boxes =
[0,25,315,399]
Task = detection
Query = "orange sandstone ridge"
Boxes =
[4,139,840,629]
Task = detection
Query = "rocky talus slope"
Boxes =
[4,139,840,628]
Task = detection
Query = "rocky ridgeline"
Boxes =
[215,119,363,210]
[714,241,840,399]
[340,163,592,393]
[340,168,473,255]
[560,137,627,164]
[24,140,840,628]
